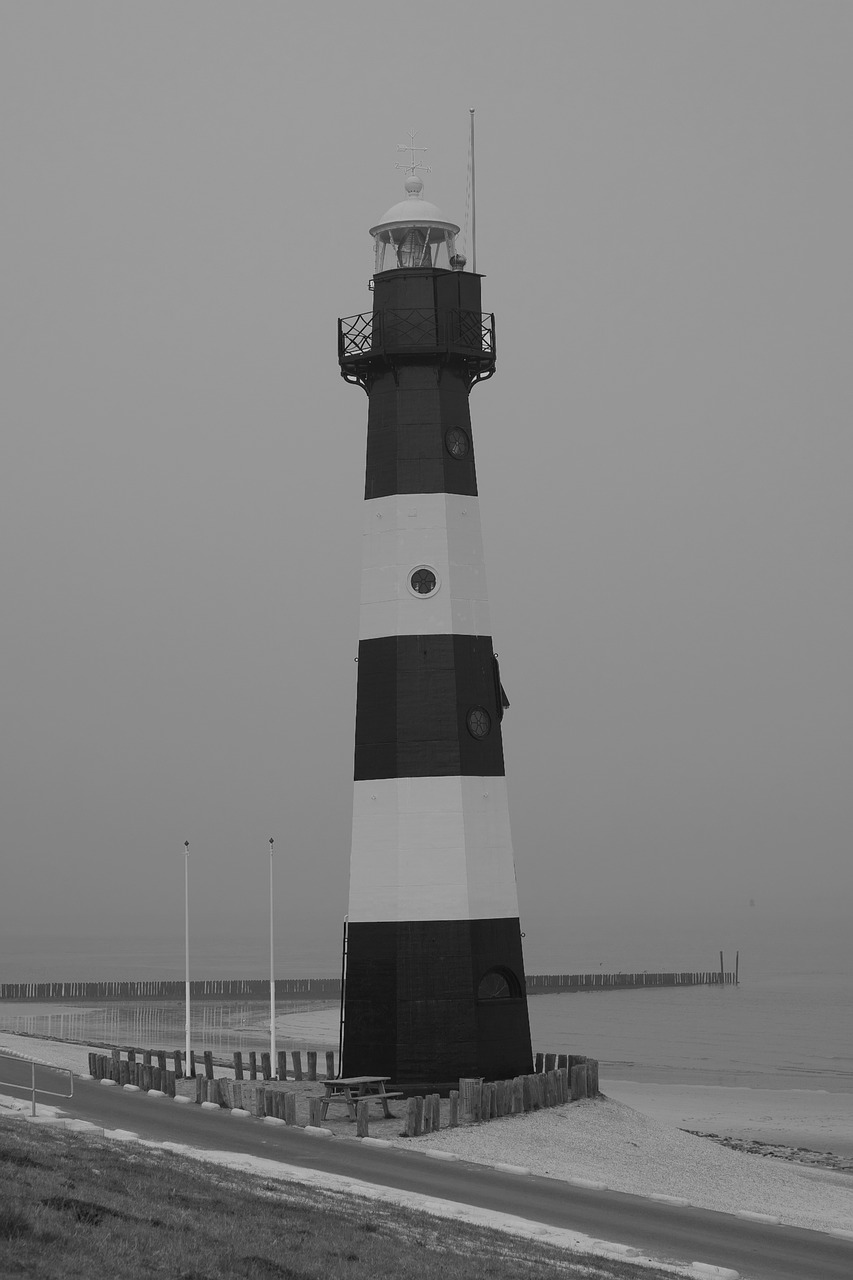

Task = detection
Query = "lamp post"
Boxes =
[183,840,191,1074]
[269,838,276,1070]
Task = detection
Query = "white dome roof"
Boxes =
[375,195,446,226]
[369,175,460,238]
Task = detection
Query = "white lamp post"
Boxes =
[183,840,191,1074]
[269,838,276,1070]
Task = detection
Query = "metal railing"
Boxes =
[0,1049,74,1116]
[338,308,495,361]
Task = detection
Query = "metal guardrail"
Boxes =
[0,1049,74,1116]
[338,308,495,360]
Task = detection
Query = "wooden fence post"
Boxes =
[87,1052,98,1077]
[174,1049,183,1080]
[571,1064,588,1101]
[406,1097,418,1137]
[459,1078,482,1122]
[325,1050,335,1079]
[544,1053,556,1073]
[449,1090,459,1127]
[356,1098,369,1137]
[534,1051,544,1073]
[284,1093,296,1125]
[189,1049,197,1078]
[261,1052,272,1081]
[414,1096,424,1136]
[204,1051,214,1080]
[307,1051,317,1081]
[308,1098,323,1127]
[277,1051,287,1081]
[233,1051,243,1080]
[292,1051,303,1081]
[521,1075,533,1111]
[248,1051,257,1080]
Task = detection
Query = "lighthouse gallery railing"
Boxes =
[338,308,495,361]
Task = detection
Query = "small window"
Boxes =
[445,427,470,459]
[466,706,491,739]
[477,968,521,1000]
[409,567,438,596]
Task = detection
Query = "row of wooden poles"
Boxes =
[527,969,737,991]
[2,978,341,1000]
[87,1045,333,1089]
[0,966,737,1001]
[86,1045,599,1139]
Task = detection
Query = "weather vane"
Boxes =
[395,129,431,178]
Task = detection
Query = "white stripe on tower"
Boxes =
[349,776,518,923]
[359,493,491,641]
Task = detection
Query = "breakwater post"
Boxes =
[0,968,739,1001]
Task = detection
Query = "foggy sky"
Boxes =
[2,2,851,974]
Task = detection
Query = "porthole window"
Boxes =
[445,427,470,459]
[466,706,491,739]
[408,566,438,597]
[477,968,521,1000]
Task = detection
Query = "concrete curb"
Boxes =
[734,1209,781,1225]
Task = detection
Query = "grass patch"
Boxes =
[0,1117,677,1279]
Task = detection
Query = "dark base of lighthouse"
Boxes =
[342,918,533,1092]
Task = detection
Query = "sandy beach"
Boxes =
[2,1027,851,1241]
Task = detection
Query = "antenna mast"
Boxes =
[469,108,477,273]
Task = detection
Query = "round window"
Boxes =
[445,427,470,459]
[409,567,438,596]
[477,969,519,999]
[466,706,491,739]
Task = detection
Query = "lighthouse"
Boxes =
[338,147,532,1092]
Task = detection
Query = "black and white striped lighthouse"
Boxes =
[337,151,533,1092]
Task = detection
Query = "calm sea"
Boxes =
[1,910,849,1096]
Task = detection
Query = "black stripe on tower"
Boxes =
[365,365,478,500]
[354,634,506,781]
[342,918,532,1088]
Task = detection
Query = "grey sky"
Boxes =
[2,2,851,971]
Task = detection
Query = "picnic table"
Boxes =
[319,1075,402,1121]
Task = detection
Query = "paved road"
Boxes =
[3,1069,851,1280]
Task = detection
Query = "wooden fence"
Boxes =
[85,1043,598,1138]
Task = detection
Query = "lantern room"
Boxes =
[369,173,464,273]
